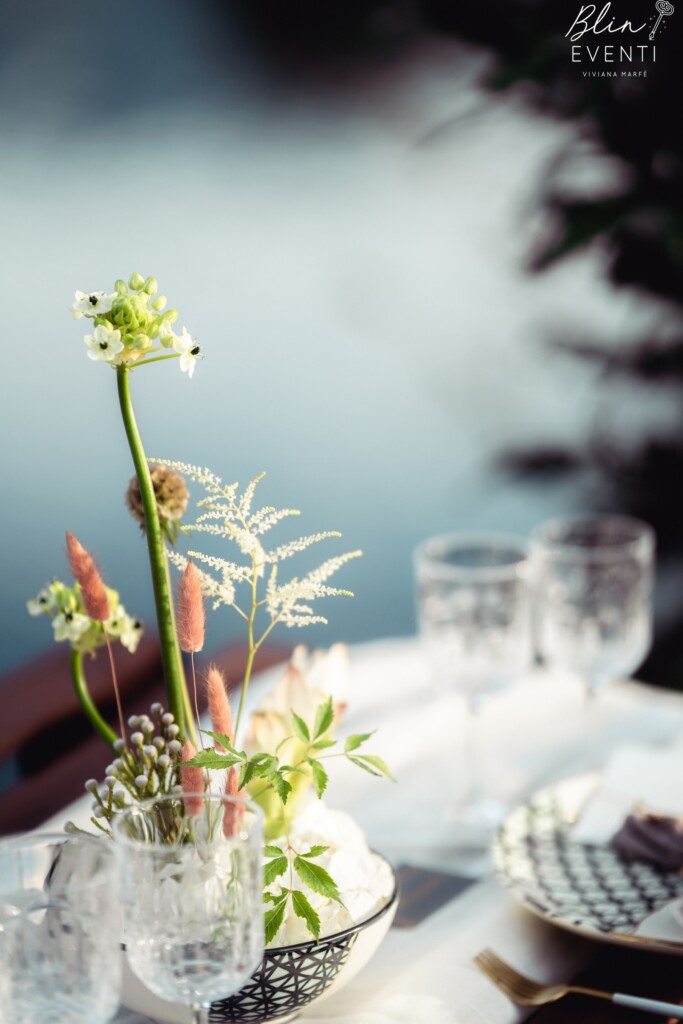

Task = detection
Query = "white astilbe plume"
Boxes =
[153,459,361,628]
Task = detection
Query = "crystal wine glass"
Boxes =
[113,791,264,1024]
[414,532,534,843]
[0,832,121,1024]
[531,514,655,762]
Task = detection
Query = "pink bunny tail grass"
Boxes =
[222,766,245,837]
[180,740,205,816]
[177,560,205,653]
[206,665,234,750]
[65,531,109,621]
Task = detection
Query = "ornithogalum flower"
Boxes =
[173,326,203,378]
[84,323,124,365]
[71,290,116,319]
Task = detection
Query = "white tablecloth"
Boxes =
[43,637,683,1024]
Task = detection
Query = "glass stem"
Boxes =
[583,675,602,772]
[191,1005,209,1024]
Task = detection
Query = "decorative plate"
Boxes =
[492,774,683,952]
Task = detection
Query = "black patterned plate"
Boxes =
[492,774,683,952]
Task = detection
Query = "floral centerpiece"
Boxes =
[28,275,397,1022]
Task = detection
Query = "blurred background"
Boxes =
[2,0,682,687]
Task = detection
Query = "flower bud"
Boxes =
[113,758,124,771]
[114,279,128,294]
[105,776,117,790]
[135,774,149,788]
[168,740,182,755]
[153,737,165,750]
[163,308,179,324]
[128,715,140,728]
[151,702,163,715]
[144,745,158,758]
[130,731,144,746]
[161,713,174,726]
[85,779,98,794]
[152,294,167,311]
[128,272,145,291]
[93,806,106,818]
[64,821,78,833]
[157,754,171,769]
[105,763,116,776]
[113,738,126,753]
[166,724,180,739]
[143,276,158,295]
[141,720,154,734]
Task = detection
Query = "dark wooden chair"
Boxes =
[0,639,290,834]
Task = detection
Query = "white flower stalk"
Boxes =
[152,459,361,738]
[71,290,115,319]
[84,323,124,365]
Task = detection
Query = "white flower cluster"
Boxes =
[70,274,203,377]
[157,461,361,628]
[27,580,143,654]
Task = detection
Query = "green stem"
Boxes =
[132,354,181,369]
[116,366,187,736]
[234,563,259,741]
[70,649,118,749]
[161,541,197,746]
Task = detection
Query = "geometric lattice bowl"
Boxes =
[120,856,399,1024]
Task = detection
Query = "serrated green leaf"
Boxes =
[313,697,334,740]
[354,754,396,781]
[264,856,289,885]
[306,757,328,799]
[300,845,329,859]
[291,711,310,743]
[238,761,256,789]
[250,755,279,778]
[344,731,375,753]
[264,896,288,944]
[311,738,336,750]
[279,765,306,775]
[201,731,240,755]
[183,751,241,770]
[291,889,320,939]
[264,844,285,858]
[270,771,293,804]
[293,856,342,903]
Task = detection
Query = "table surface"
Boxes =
[43,637,683,1024]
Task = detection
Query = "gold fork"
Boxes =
[473,948,683,1019]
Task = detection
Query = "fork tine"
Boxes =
[479,949,542,993]
[473,950,546,1003]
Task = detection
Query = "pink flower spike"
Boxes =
[65,532,109,621]
[222,767,245,837]
[206,665,234,750]
[180,740,204,816]
[178,561,205,654]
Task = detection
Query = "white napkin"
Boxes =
[572,744,683,845]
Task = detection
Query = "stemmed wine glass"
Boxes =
[113,791,264,1024]
[531,514,655,762]
[0,832,121,1024]
[414,532,534,843]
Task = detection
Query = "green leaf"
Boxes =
[264,895,288,944]
[278,765,306,775]
[311,738,336,750]
[300,846,329,859]
[238,761,257,789]
[201,731,240,755]
[306,757,328,799]
[264,844,285,858]
[293,856,342,903]
[313,697,334,740]
[264,856,289,886]
[347,754,395,781]
[291,889,320,939]
[250,755,279,778]
[291,711,310,743]
[344,731,375,753]
[270,771,293,804]
[183,751,241,770]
